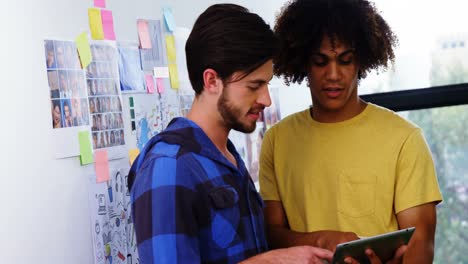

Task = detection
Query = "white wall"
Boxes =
[0,0,310,263]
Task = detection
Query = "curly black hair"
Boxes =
[274,0,398,85]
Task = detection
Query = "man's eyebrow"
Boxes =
[337,49,355,57]
[312,49,355,57]
[248,80,266,84]
[248,76,273,84]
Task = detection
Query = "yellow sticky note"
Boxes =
[165,35,176,62]
[75,32,93,69]
[78,131,94,165]
[128,148,140,166]
[88,8,104,40]
[168,63,180,89]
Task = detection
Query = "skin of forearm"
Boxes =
[267,225,324,249]
[239,245,333,264]
[239,250,297,264]
[267,225,360,252]
[402,239,434,264]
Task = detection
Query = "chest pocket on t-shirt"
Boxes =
[209,185,241,248]
[338,169,376,218]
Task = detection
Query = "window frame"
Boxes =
[361,83,468,111]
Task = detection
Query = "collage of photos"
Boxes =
[88,42,126,149]
[45,40,90,129]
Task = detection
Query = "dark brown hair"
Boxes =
[185,4,277,94]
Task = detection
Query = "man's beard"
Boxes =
[217,90,256,133]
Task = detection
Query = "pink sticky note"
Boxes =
[94,0,106,8]
[101,10,116,40]
[146,75,155,93]
[156,78,165,93]
[137,20,152,49]
[95,150,110,183]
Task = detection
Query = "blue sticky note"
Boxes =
[163,7,176,32]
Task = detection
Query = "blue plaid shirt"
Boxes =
[129,118,267,264]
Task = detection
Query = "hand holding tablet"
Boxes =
[332,227,415,264]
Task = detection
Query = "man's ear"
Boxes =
[202,68,222,94]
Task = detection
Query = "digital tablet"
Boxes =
[332,227,415,264]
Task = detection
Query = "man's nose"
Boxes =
[257,86,272,107]
[325,61,341,81]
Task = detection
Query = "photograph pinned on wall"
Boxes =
[132,93,163,151]
[88,167,139,264]
[87,41,126,157]
[117,42,146,93]
[71,98,90,127]
[138,19,166,71]
[45,39,91,159]
[51,100,62,129]
[45,39,80,70]
[45,40,90,129]
[61,99,74,128]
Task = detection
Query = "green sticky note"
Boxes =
[79,131,94,165]
[129,97,134,107]
[75,32,93,69]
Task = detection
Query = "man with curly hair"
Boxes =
[259,0,443,263]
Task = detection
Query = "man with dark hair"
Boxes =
[128,4,332,264]
[260,0,443,263]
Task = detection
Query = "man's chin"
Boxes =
[232,122,257,134]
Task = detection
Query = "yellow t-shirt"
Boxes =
[259,103,442,237]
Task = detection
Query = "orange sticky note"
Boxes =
[156,78,165,93]
[75,32,93,69]
[129,148,140,166]
[145,74,155,93]
[88,8,104,40]
[95,150,110,183]
[137,20,152,49]
[101,10,116,40]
